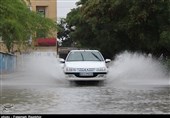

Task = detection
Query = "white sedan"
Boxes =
[60,50,111,81]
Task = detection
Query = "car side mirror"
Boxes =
[105,59,111,63]
[59,58,65,63]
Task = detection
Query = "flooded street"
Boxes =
[0,51,170,114]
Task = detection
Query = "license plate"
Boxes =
[80,72,93,76]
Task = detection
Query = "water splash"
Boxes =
[15,51,66,86]
[107,51,170,86]
[24,52,64,77]
[13,51,170,87]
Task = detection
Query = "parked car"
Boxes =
[60,50,111,81]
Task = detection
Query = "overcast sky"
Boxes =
[57,0,78,19]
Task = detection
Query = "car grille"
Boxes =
[66,72,107,78]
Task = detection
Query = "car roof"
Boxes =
[70,50,100,52]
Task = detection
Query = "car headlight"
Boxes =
[65,67,77,72]
[96,67,107,72]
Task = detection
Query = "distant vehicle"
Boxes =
[60,50,111,81]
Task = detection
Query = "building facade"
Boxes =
[29,0,57,49]
[29,0,57,21]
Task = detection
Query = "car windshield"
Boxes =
[66,51,104,61]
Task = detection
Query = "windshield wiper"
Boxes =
[80,52,84,61]
[91,52,101,61]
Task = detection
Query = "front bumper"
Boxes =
[64,72,107,81]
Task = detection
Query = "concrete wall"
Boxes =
[0,52,17,74]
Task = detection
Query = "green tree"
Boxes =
[66,0,170,59]
[66,1,98,49]
[57,18,74,47]
[0,0,57,53]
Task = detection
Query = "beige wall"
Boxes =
[30,0,57,21]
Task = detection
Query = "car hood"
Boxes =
[65,61,106,68]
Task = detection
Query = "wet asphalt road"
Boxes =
[1,72,170,114]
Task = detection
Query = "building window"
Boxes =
[36,6,48,38]
[36,6,47,17]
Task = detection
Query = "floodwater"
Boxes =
[0,51,170,114]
